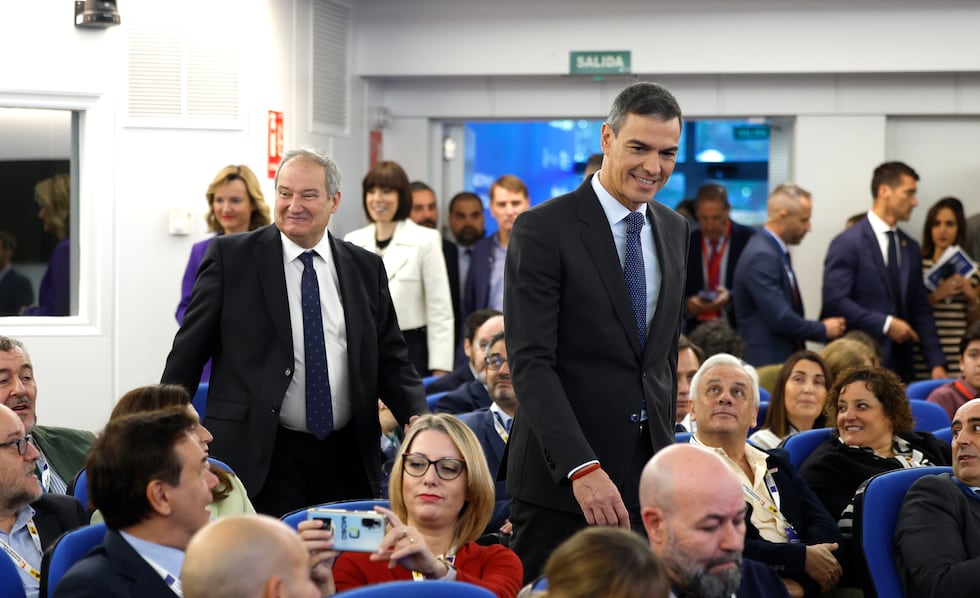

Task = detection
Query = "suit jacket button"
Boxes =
[629,413,640,423]
[284,368,292,377]
[271,405,281,414]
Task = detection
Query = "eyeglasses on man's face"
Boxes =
[402,453,466,480]
[486,354,509,371]
[0,434,32,456]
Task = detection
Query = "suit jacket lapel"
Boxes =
[645,201,687,359]
[575,188,641,356]
[330,234,362,377]
[32,505,62,548]
[255,226,292,351]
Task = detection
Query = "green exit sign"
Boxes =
[733,125,770,140]
[570,51,631,75]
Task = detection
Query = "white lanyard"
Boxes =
[492,412,510,444]
[143,554,183,596]
[741,471,800,542]
[0,519,42,581]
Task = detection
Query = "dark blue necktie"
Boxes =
[624,211,647,350]
[886,230,904,317]
[299,251,333,440]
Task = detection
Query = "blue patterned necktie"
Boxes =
[624,211,647,351]
[299,251,333,440]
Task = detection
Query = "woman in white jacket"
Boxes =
[344,161,454,377]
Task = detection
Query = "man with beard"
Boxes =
[432,313,503,414]
[0,404,86,598]
[640,444,789,598]
[448,191,486,301]
[0,336,95,494]
[460,331,517,534]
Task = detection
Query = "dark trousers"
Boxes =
[403,327,429,377]
[252,424,374,517]
[510,426,653,583]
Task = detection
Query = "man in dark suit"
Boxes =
[459,331,515,534]
[895,397,980,597]
[505,81,690,580]
[431,313,503,415]
[641,444,791,598]
[463,175,529,322]
[427,309,501,395]
[161,148,428,516]
[0,231,34,316]
[409,181,462,350]
[684,183,755,333]
[732,184,846,366]
[0,404,86,597]
[689,353,843,597]
[821,161,946,382]
[53,408,217,598]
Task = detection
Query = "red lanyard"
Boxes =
[702,220,732,288]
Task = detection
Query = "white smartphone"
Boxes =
[306,508,387,552]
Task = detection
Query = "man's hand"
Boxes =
[685,287,731,315]
[804,542,842,592]
[822,317,846,339]
[571,467,630,529]
[782,578,805,598]
[931,365,948,380]
[886,317,919,344]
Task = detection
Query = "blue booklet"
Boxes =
[924,245,978,291]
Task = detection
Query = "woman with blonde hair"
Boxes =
[303,413,523,597]
[176,164,270,323]
[22,174,71,315]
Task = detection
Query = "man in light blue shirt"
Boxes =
[53,406,218,598]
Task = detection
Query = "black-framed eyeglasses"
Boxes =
[402,453,467,480]
[486,354,509,371]
[0,434,32,456]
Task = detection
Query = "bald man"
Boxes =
[640,444,789,598]
[182,515,323,598]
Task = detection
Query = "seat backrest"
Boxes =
[751,401,769,434]
[207,457,235,475]
[859,466,952,598]
[909,399,951,432]
[281,499,390,530]
[426,391,448,411]
[675,432,693,444]
[0,549,27,598]
[782,427,833,470]
[72,470,89,511]
[42,522,107,597]
[337,580,496,597]
[192,382,209,420]
[905,378,953,401]
[931,426,953,444]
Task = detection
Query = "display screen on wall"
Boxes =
[463,118,769,235]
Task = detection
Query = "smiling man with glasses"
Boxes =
[0,403,87,598]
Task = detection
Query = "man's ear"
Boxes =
[263,577,283,598]
[641,506,667,546]
[462,338,473,359]
[146,480,173,517]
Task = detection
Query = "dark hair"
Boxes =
[959,320,980,356]
[694,183,730,210]
[408,181,434,195]
[762,351,830,436]
[110,384,232,501]
[921,196,966,259]
[448,191,482,213]
[870,161,918,200]
[362,161,412,222]
[87,406,197,530]
[464,309,502,343]
[824,366,914,437]
[687,320,744,360]
[606,81,682,136]
[678,334,704,362]
[0,231,16,252]
[485,331,506,363]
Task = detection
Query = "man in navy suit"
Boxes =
[505,82,690,581]
[895,398,980,597]
[162,148,427,516]
[460,331,515,534]
[433,313,503,414]
[54,408,218,598]
[821,161,946,382]
[426,308,501,396]
[463,175,529,322]
[684,183,755,333]
[732,184,846,366]
[689,353,843,597]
